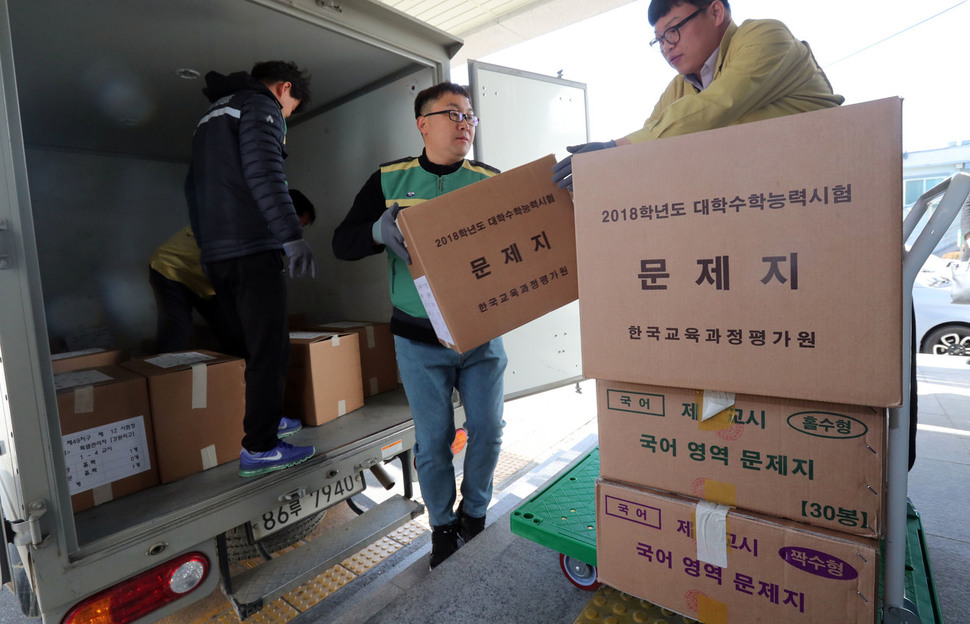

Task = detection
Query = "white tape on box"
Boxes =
[701,390,735,422]
[200,444,218,470]
[191,363,207,409]
[92,484,114,506]
[364,325,376,349]
[695,500,730,568]
[414,276,455,347]
[74,386,95,414]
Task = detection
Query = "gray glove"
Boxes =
[282,239,316,278]
[376,202,410,264]
[551,140,617,190]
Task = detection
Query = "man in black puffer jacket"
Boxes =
[185,60,316,477]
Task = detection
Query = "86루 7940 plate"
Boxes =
[250,472,366,540]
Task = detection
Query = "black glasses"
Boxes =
[649,2,711,48]
[422,109,479,127]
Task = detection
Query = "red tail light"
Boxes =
[62,552,209,624]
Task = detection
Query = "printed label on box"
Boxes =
[145,351,216,369]
[62,415,151,495]
[414,276,455,346]
[51,347,107,360]
[54,370,114,392]
[290,331,339,341]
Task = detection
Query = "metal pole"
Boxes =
[885,172,970,622]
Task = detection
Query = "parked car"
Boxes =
[913,254,970,355]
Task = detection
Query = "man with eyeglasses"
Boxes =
[553,0,844,189]
[333,82,507,569]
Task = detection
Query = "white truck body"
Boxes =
[0,1,586,621]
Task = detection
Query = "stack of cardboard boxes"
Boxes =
[573,98,903,623]
[52,323,400,512]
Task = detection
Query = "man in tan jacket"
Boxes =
[553,0,843,189]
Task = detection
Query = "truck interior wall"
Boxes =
[25,67,439,356]
[282,68,436,326]
[26,148,190,354]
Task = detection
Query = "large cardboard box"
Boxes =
[122,351,245,483]
[597,380,885,537]
[286,331,364,425]
[51,348,127,374]
[574,99,903,406]
[397,154,577,353]
[316,321,399,396]
[54,366,158,513]
[597,479,878,624]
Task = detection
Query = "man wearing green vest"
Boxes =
[333,83,506,569]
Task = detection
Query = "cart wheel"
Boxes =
[559,553,601,590]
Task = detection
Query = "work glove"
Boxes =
[375,202,411,264]
[551,140,617,190]
[282,239,316,278]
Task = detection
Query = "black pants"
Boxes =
[206,251,289,453]
[149,268,241,354]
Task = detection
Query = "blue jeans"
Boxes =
[394,336,507,527]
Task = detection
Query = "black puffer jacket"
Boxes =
[185,71,303,264]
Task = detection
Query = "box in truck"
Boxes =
[285,331,365,426]
[54,365,159,513]
[121,351,246,483]
[315,321,400,397]
[50,347,128,374]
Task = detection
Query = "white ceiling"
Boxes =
[375,0,635,66]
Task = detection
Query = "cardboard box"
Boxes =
[597,380,885,537]
[54,366,158,513]
[51,348,127,374]
[286,331,364,425]
[574,99,903,406]
[597,479,878,624]
[316,321,399,396]
[122,351,245,483]
[397,154,577,353]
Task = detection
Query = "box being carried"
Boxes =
[122,351,245,483]
[54,365,158,512]
[316,321,398,396]
[596,380,885,537]
[574,98,903,406]
[596,479,878,624]
[286,331,364,425]
[397,154,577,353]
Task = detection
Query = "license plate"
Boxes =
[250,472,366,540]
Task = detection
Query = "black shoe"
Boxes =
[457,500,486,544]
[429,521,460,569]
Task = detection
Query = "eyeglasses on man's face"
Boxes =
[422,109,480,127]
[649,1,712,49]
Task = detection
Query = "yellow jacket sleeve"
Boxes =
[625,19,844,143]
[149,226,215,298]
